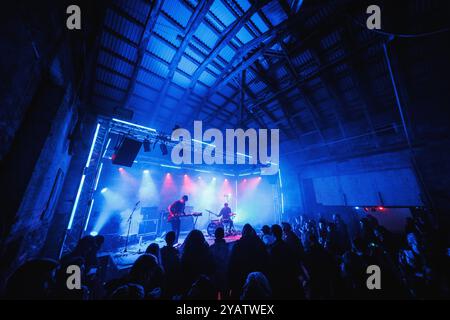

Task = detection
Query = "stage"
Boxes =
[103,230,242,270]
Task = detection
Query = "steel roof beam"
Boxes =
[177,0,271,120]
[150,0,215,118]
[121,0,163,110]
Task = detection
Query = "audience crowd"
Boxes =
[4,210,450,300]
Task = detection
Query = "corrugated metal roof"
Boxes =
[89,0,404,155]
[210,0,236,27]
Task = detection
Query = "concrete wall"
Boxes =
[283,149,423,213]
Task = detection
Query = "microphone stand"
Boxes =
[124,201,140,253]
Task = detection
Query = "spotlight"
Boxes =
[354,206,360,210]
[160,143,168,156]
[119,167,124,171]
[90,231,98,236]
[143,170,149,174]
[224,178,228,181]
[143,138,151,152]
[213,177,216,180]
[378,206,385,211]
[184,174,188,177]
[101,187,108,193]
[258,177,262,180]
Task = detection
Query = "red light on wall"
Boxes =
[378,206,385,211]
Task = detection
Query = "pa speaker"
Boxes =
[141,207,159,220]
[112,137,142,167]
[138,220,158,235]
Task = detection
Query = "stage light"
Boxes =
[90,231,98,236]
[378,206,385,211]
[223,173,235,177]
[101,187,108,193]
[184,174,188,177]
[111,118,156,132]
[238,172,251,177]
[354,206,360,210]
[66,123,100,231]
[143,170,149,174]
[194,169,211,173]
[160,164,181,169]
[103,138,111,158]
[258,177,262,180]
[119,167,124,171]
[224,178,228,181]
[94,162,103,191]
[213,177,216,180]
[84,199,95,231]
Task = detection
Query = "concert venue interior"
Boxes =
[0,0,449,301]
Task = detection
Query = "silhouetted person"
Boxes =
[185,275,216,300]
[128,254,164,298]
[6,259,58,299]
[261,225,275,246]
[359,217,375,244]
[268,224,304,299]
[228,224,269,299]
[340,237,369,298]
[160,231,181,297]
[282,222,305,259]
[209,227,229,297]
[240,272,272,300]
[180,230,215,294]
[303,233,340,299]
[399,232,436,298]
[110,283,145,300]
[145,243,160,263]
[333,214,350,254]
[63,235,101,274]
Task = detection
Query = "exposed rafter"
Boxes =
[149,0,215,118]
[119,0,162,109]
[176,0,272,121]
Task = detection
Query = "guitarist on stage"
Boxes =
[168,195,188,243]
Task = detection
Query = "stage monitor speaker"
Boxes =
[112,137,142,167]
[180,216,194,232]
[141,207,159,220]
[138,219,158,235]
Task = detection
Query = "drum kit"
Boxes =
[205,209,237,237]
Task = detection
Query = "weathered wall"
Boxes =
[0,1,105,290]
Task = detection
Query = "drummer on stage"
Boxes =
[218,203,233,234]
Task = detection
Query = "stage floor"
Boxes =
[103,230,241,269]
